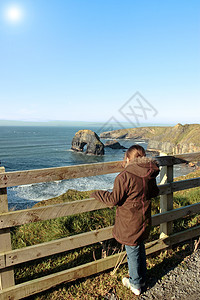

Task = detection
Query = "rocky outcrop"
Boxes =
[100,124,200,154]
[71,130,104,155]
[147,124,200,154]
[147,141,174,153]
[104,140,127,149]
[148,140,200,154]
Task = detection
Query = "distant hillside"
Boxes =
[100,123,200,154]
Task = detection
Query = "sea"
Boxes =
[0,124,194,210]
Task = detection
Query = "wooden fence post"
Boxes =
[159,155,174,238]
[0,167,15,289]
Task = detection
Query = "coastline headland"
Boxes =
[100,123,200,155]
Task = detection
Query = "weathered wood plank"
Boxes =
[169,225,200,245]
[171,177,200,192]
[158,183,171,195]
[2,201,200,269]
[159,163,174,236]
[0,198,108,229]
[2,224,200,300]
[145,237,170,255]
[1,225,200,299]
[0,167,15,289]
[156,152,200,166]
[147,224,200,252]
[0,253,125,300]
[0,238,169,300]
[155,155,187,166]
[173,152,200,163]
[158,177,200,195]
[0,152,200,189]
[152,202,200,226]
[3,227,113,268]
[0,161,123,188]
[0,255,4,269]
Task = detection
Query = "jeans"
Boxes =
[125,242,147,289]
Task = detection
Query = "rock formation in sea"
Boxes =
[71,130,104,155]
[104,140,127,149]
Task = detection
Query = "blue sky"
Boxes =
[0,0,199,125]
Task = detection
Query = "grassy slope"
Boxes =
[34,189,95,207]
[11,170,200,300]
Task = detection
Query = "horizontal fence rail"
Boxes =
[1,152,200,188]
[0,202,200,270]
[0,152,200,299]
[0,177,199,229]
[0,161,124,188]
[0,225,200,300]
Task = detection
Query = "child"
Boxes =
[91,145,160,295]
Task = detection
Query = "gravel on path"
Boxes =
[140,249,200,300]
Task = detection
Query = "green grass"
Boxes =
[10,171,200,299]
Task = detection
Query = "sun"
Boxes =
[4,5,24,23]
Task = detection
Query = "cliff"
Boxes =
[100,123,200,154]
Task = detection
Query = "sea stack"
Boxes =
[71,130,104,155]
[104,139,127,149]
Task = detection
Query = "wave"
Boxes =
[9,173,117,202]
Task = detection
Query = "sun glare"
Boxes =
[4,5,24,23]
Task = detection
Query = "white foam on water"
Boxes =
[10,173,117,202]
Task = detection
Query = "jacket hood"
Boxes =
[125,156,160,178]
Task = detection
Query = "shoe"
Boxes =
[122,277,141,296]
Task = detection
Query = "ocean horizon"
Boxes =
[0,119,176,127]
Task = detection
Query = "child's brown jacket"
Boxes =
[91,157,160,246]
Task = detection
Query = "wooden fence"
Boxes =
[0,152,200,299]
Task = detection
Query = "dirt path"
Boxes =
[140,249,200,300]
